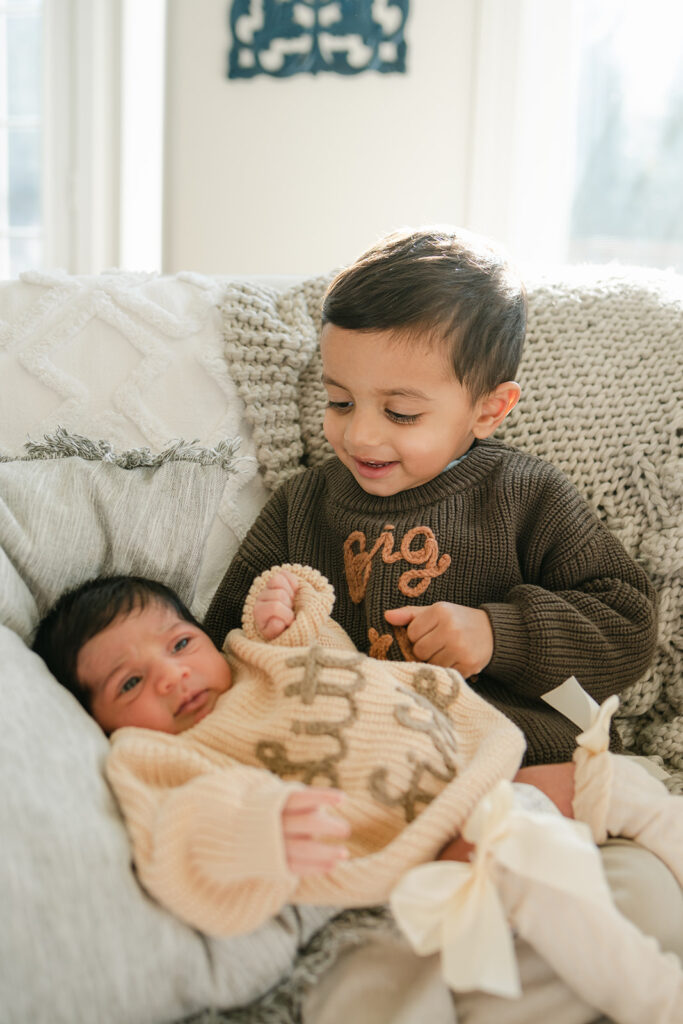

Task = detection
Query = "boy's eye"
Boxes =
[173,637,189,652]
[326,400,352,412]
[386,409,420,424]
[121,676,141,694]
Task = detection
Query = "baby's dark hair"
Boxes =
[32,575,202,713]
[321,227,527,402]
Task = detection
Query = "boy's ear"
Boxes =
[471,382,521,439]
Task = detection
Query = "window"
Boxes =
[465,0,683,271]
[0,0,165,278]
[569,0,683,271]
[0,0,43,278]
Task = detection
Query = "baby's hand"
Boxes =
[254,570,299,640]
[384,601,494,678]
[282,788,351,876]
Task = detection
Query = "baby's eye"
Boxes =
[173,637,189,652]
[326,400,353,412]
[121,676,141,694]
[386,409,421,424]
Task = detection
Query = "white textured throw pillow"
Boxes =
[0,268,272,554]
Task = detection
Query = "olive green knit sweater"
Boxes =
[205,440,657,765]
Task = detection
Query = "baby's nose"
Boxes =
[155,661,188,694]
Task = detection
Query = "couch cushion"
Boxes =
[0,432,333,1024]
[0,430,251,632]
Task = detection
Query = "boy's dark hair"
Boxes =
[321,227,527,402]
[32,576,202,713]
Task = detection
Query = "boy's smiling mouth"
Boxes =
[353,457,398,478]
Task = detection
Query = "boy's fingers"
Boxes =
[384,606,417,625]
[410,621,448,662]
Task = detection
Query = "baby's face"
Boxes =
[76,601,232,734]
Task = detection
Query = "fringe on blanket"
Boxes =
[4,425,246,471]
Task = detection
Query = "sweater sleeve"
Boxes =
[106,733,301,937]
[482,473,657,702]
[241,563,356,651]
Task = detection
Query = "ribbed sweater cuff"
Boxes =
[483,602,530,682]
[242,563,336,646]
[191,776,298,883]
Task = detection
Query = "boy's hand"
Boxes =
[254,570,299,639]
[384,602,494,678]
[282,788,351,876]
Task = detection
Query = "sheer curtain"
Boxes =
[465,0,683,271]
[0,0,164,277]
[0,0,42,277]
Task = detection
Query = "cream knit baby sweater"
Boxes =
[106,565,525,937]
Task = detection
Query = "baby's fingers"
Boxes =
[283,807,351,840]
[285,837,349,876]
[283,789,350,839]
[260,607,295,639]
[265,571,299,600]
[285,787,345,814]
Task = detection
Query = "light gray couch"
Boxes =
[1,264,681,1024]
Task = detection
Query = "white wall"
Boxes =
[163,1,478,275]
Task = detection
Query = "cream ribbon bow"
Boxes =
[575,692,620,753]
[390,778,613,999]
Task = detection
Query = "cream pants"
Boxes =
[303,838,683,1024]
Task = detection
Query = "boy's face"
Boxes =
[321,325,495,496]
[76,601,233,735]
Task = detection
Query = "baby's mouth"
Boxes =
[176,690,208,717]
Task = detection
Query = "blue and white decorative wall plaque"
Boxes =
[228,0,409,79]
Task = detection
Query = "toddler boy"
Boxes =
[204,227,658,767]
[33,564,683,1022]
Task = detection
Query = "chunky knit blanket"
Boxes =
[220,267,683,791]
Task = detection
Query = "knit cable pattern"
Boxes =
[497,267,682,783]
[220,276,334,492]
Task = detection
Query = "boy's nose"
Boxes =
[344,408,383,449]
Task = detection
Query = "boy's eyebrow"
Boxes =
[380,387,431,401]
[322,373,431,401]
